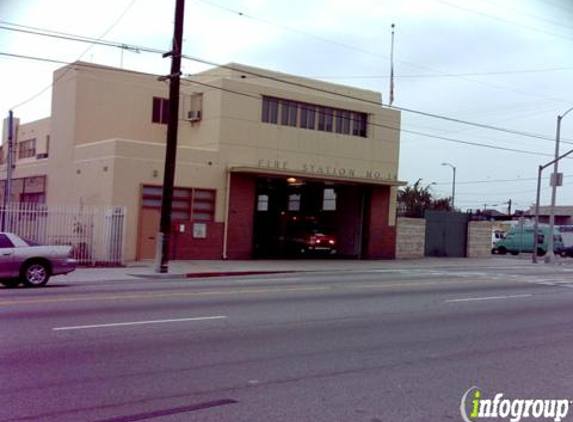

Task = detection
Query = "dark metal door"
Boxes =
[424,211,469,257]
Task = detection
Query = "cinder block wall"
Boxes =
[396,217,426,259]
[467,221,493,258]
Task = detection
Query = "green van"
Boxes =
[494,226,564,256]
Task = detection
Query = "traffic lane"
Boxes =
[0,273,564,350]
[0,272,568,353]
[1,264,562,307]
[3,281,573,420]
[3,257,567,292]
[2,288,572,421]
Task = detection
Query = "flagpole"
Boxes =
[389,23,395,106]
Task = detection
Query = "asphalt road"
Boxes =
[2,263,573,422]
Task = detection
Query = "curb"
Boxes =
[130,270,298,279]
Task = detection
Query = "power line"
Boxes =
[1,20,569,144]
[306,67,573,79]
[181,56,570,144]
[5,0,140,109]
[179,78,557,158]
[474,0,573,33]
[0,48,564,158]
[191,0,571,104]
[432,0,573,43]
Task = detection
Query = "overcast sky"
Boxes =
[1,0,572,213]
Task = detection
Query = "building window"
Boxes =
[152,97,170,124]
[318,107,334,132]
[323,188,336,211]
[257,195,269,211]
[141,185,215,222]
[352,112,368,137]
[20,192,45,203]
[300,105,316,130]
[288,193,301,211]
[262,97,279,124]
[281,100,298,127]
[341,110,351,134]
[172,188,192,220]
[18,138,36,159]
[261,96,368,138]
[192,189,215,221]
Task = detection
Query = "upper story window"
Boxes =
[262,96,368,138]
[152,97,170,124]
[300,105,316,130]
[18,138,36,159]
[281,100,298,127]
[318,107,334,132]
[261,97,279,124]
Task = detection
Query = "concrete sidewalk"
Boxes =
[55,255,573,283]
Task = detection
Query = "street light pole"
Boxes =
[546,106,573,263]
[533,146,573,263]
[441,162,456,210]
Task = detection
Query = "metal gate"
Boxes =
[0,203,126,266]
[424,210,470,257]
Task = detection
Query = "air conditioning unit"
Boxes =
[187,110,202,122]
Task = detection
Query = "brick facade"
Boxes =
[169,222,224,260]
[364,186,396,259]
[226,173,256,259]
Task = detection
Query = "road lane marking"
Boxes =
[445,294,532,303]
[52,315,227,331]
[1,278,526,307]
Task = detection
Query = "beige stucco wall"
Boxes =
[467,221,494,258]
[71,139,224,260]
[2,61,403,261]
[0,117,50,203]
[192,67,401,192]
[396,217,426,259]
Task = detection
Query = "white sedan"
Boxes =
[0,232,77,288]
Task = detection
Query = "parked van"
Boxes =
[493,226,564,256]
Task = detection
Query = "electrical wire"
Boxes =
[7,0,140,110]
[1,21,570,144]
[191,0,572,104]
[0,49,563,159]
[432,0,573,42]
[179,78,556,157]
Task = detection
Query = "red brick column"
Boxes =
[226,173,256,259]
[365,186,396,259]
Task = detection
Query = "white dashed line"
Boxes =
[445,294,532,303]
[53,316,227,331]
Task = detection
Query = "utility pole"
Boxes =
[389,23,395,106]
[2,110,14,231]
[156,0,186,273]
[507,199,512,216]
[546,106,573,263]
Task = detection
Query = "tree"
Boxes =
[397,179,453,217]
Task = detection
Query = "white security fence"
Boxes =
[0,203,126,266]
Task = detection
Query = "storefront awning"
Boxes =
[229,166,407,187]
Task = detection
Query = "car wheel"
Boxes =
[1,279,21,288]
[497,247,507,255]
[21,261,50,287]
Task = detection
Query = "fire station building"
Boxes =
[0,62,403,261]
